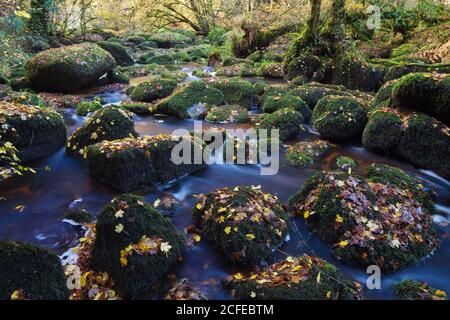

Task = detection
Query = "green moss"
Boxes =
[394,280,448,300]
[76,97,103,116]
[0,102,67,162]
[107,68,129,84]
[225,255,360,300]
[205,105,249,123]
[192,70,212,78]
[285,140,330,168]
[216,63,257,77]
[148,31,192,48]
[187,45,213,61]
[362,109,402,151]
[336,156,357,170]
[125,36,147,45]
[258,107,305,141]
[118,102,155,115]
[259,85,288,106]
[192,186,288,266]
[209,78,254,108]
[262,94,311,121]
[147,54,176,65]
[130,78,177,102]
[288,83,351,109]
[391,73,450,125]
[207,27,227,44]
[2,90,45,107]
[373,79,399,107]
[25,43,116,93]
[91,194,185,299]
[312,96,368,140]
[97,41,134,67]
[252,80,267,97]
[0,241,69,300]
[67,106,137,158]
[156,80,225,119]
[256,61,284,79]
[64,209,94,223]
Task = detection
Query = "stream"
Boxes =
[0,64,449,300]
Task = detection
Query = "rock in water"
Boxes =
[394,280,448,300]
[66,106,137,158]
[225,255,361,300]
[86,134,207,191]
[0,101,66,162]
[257,107,305,141]
[0,241,69,300]
[288,167,438,273]
[91,194,184,299]
[25,43,116,93]
[192,186,288,266]
[130,78,178,102]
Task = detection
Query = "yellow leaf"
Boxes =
[120,256,128,267]
[286,256,295,263]
[338,240,349,248]
[195,203,203,210]
[10,290,21,300]
[336,214,344,223]
[218,207,227,213]
[435,290,447,297]
[194,234,201,242]
[303,210,310,219]
[246,233,256,240]
[233,273,244,280]
[316,272,321,284]
[326,291,331,300]
[224,226,231,234]
[115,210,124,218]
[250,291,256,298]
[115,224,124,233]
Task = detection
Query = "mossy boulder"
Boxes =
[97,41,134,67]
[285,140,330,168]
[394,280,448,300]
[192,186,288,266]
[391,73,450,125]
[156,80,225,119]
[87,135,207,191]
[289,169,439,273]
[66,106,137,158]
[147,54,176,65]
[130,78,177,102]
[107,68,129,85]
[64,209,94,223]
[262,94,311,121]
[225,255,361,300]
[209,78,254,108]
[25,43,116,93]
[362,109,403,152]
[373,79,399,107]
[76,98,103,116]
[259,85,288,106]
[258,108,305,141]
[253,80,268,97]
[312,96,368,140]
[257,62,284,79]
[288,83,352,109]
[0,241,69,300]
[216,63,257,77]
[118,102,155,115]
[1,90,45,107]
[91,194,184,299]
[205,105,249,123]
[397,113,450,178]
[0,102,67,162]
[148,32,192,48]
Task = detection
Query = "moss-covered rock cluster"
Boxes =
[130,78,178,102]
[0,101,66,162]
[87,134,207,191]
[91,194,185,299]
[312,96,368,140]
[289,165,439,273]
[0,241,69,300]
[225,255,361,300]
[257,107,305,141]
[394,280,448,300]
[66,106,137,158]
[285,140,330,168]
[25,43,116,92]
[193,186,288,266]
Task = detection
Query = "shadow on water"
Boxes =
[0,65,449,300]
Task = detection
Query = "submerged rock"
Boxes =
[257,107,305,141]
[156,80,225,119]
[66,106,137,158]
[285,140,330,168]
[193,186,288,266]
[87,134,207,191]
[289,168,439,273]
[0,241,69,300]
[91,194,184,299]
[0,101,66,162]
[224,255,361,300]
[312,96,368,140]
[25,43,116,92]
[394,280,448,300]
[130,78,178,102]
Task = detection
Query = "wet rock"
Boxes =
[0,102,67,162]
[165,279,207,300]
[117,102,155,115]
[156,80,225,119]
[208,78,254,108]
[106,68,129,85]
[0,241,69,300]
[130,78,178,102]
[372,79,399,108]
[312,96,368,140]
[288,83,352,109]
[205,105,249,123]
[362,108,403,152]
[97,41,134,67]
[25,43,116,93]
[289,168,439,273]
[193,186,288,266]
[64,209,94,223]
[91,194,185,299]
[76,98,103,116]
[86,134,207,191]
[394,280,447,300]
[391,73,450,125]
[224,255,361,300]
[259,85,288,106]
[285,140,330,168]
[66,106,137,158]
[262,94,311,121]
[257,107,305,141]
[257,62,284,79]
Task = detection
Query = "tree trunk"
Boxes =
[306,0,322,42]
[29,0,51,36]
[329,0,346,42]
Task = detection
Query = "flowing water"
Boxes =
[0,64,449,300]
